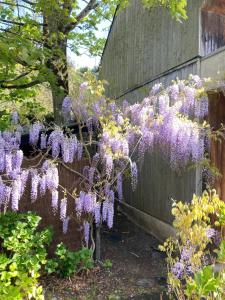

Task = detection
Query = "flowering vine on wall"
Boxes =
[0,74,223,251]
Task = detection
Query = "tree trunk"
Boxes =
[48,39,69,124]
[44,12,69,124]
[95,226,101,261]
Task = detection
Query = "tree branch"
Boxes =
[0,71,32,84]
[0,27,43,44]
[0,79,41,89]
[20,0,36,5]
[0,18,46,26]
[0,1,35,12]
[64,0,98,33]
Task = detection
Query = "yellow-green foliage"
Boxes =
[160,190,225,299]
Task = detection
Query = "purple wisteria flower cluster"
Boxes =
[0,77,212,248]
[172,246,194,279]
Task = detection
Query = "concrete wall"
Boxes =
[100,0,203,99]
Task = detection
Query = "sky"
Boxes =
[68,49,101,69]
[67,1,111,69]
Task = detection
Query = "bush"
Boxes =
[45,243,94,278]
[160,190,225,299]
[0,212,53,300]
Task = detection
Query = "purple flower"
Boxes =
[88,167,95,186]
[51,189,58,214]
[39,175,47,196]
[181,246,193,261]
[63,216,70,234]
[62,96,72,120]
[20,170,29,195]
[48,129,64,158]
[68,135,77,163]
[29,123,43,146]
[206,228,216,239]
[75,191,85,214]
[150,83,162,96]
[80,82,88,90]
[60,198,67,220]
[46,165,59,191]
[77,142,83,161]
[169,84,179,102]
[158,94,169,113]
[172,261,184,279]
[107,201,114,229]
[5,153,12,174]
[83,193,96,213]
[31,173,39,202]
[0,151,5,173]
[62,137,70,163]
[102,200,109,222]
[11,177,22,211]
[105,155,113,176]
[40,133,47,149]
[83,221,90,246]
[117,172,123,201]
[92,153,100,167]
[102,198,114,229]
[4,185,11,208]
[13,150,23,171]
[94,202,101,225]
[131,161,138,190]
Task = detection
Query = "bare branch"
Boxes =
[64,0,98,33]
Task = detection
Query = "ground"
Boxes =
[44,211,168,300]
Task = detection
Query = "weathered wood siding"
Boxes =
[118,60,199,103]
[124,149,198,225]
[100,0,203,99]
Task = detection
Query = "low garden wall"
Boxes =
[18,155,86,254]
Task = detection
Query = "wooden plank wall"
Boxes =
[100,0,203,99]
[208,91,225,201]
[119,63,200,226]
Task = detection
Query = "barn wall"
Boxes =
[121,60,200,226]
[117,59,199,103]
[100,0,203,99]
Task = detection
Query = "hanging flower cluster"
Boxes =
[0,75,215,247]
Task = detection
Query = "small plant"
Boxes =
[103,259,113,269]
[0,212,53,299]
[45,243,94,278]
[160,190,225,299]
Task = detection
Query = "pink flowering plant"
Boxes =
[160,190,225,299]
[0,73,223,255]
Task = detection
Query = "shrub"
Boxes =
[160,190,225,299]
[45,243,94,278]
[0,212,53,300]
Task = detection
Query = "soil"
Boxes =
[43,212,168,300]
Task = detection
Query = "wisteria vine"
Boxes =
[0,75,220,250]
